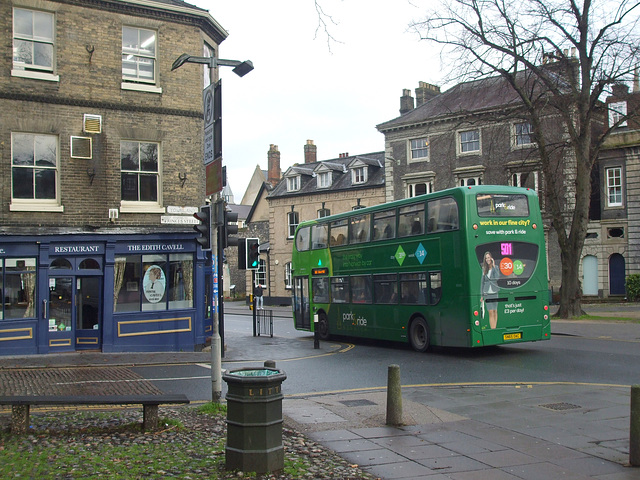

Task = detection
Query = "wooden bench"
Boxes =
[0,394,190,434]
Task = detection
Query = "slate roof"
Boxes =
[268,152,385,199]
[143,0,207,12]
[377,68,571,132]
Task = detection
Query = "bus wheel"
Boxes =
[317,312,330,340]
[409,317,430,352]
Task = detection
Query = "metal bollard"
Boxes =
[631,385,640,466]
[386,364,403,426]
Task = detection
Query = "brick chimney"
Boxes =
[304,139,317,164]
[415,82,441,107]
[267,144,281,186]
[400,88,414,115]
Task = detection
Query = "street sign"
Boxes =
[203,83,214,128]
[206,157,223,196]
[204,123,214,165]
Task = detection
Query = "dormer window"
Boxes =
[287,175,300,192]
[352,166,367,184]
[609,101,627,128]
[317,171,332,188]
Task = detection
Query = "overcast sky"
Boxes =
[189,0,441,201]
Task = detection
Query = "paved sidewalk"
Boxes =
[0,307,638,479]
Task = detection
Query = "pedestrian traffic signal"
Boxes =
[220,205,239,248]
[246,238,260,270]
[193,205,211,251]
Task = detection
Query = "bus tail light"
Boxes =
[473,310,479,316]
[532,223,537,229]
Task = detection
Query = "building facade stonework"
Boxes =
[0,0,226,355]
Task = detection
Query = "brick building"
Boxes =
[0,0,227,355]
[377,76,640,299]
[258,141,386,305]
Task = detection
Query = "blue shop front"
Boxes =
[0,232,212,355]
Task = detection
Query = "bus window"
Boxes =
[295,226,311,251]
[311,224,328,249]
[476,193,529,217]
[312,277,329,303]
[428,197,459,232]
[400,273,428,304]
[330,276,349,303]
[373,209,396,241]
[429,271,442,305]
[329,219,348,247]
[398,203,425,237]
[349,214,371,244]
[374,274,398,304]
[351,275,372,304]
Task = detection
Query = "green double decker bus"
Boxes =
[291,186,550,351]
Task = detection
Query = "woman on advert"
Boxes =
[481,251,500,329]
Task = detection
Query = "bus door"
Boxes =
[293,276,310,330]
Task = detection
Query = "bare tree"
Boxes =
[411,0,640,317]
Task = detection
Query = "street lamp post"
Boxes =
[172,52,253,403]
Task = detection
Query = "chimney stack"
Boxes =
[415,82,441,107]
[267,144,281,186]
[400,88,414,115]
[304,139,317,164]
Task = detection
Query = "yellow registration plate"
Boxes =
[503,332,522,341]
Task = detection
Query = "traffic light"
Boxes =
[246,238,260,270]
[220,204,239,248]
[193,205,211,251]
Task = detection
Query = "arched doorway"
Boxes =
[609,254,626,295]
[582,255,598,296]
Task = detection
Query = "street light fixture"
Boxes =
[171,53,254,77]
[171,51,253,403]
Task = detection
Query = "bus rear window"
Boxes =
[477,194,529,217]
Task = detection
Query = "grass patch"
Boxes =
[197,401,227,416]
[558,314,640,323]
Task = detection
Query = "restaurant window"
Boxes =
[113,253,193,313]
[0,258,37,320]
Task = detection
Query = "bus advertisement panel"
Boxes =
[291,186,550,351]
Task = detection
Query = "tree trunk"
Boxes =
[555,245,585,318]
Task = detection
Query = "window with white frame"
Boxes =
[318,207,331,218]
[286,176,300,192]
[256,259,267,287]
[203,42,214,88]
[609,102,627,128]
[317,171,332,188]
[12,8,55,77]
[511,171,539,192]
[351,166,367,184]
[122,26,157,85]
[120,141,160,204]
[460,176,482,186]
[11,133,60,210]
[459,129,480,154]
[285,262,292,289]
[410,137,429,161]
[408,181,433,198]
[514,122,534,146]
[606,167,623,207]
[288,211,299,238]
